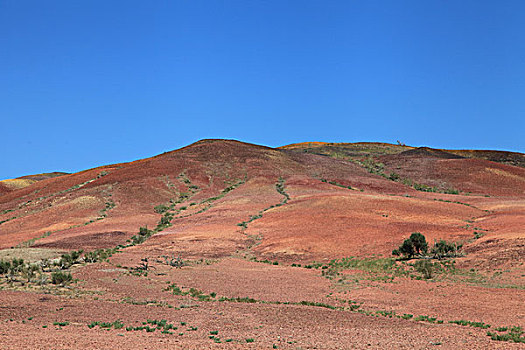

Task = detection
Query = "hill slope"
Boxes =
[0,139,524,349]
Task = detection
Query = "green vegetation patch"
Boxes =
[449,320,490,329]
[487,326,525,343]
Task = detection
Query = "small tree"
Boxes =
[399,239,416,258]
[409,232,428,255]
[392,233,428,259]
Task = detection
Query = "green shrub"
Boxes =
[83,248,117,263]
[388,172,400,181]
[139,226,151,236]
[159,214,172,227]
[393,233,428,258]
[449,320,490,329]
[113,320,124,329]
[487,326,524,343]
[22,264,40,282]
[394,239,415,258]
[0,260,11,274]
[430,240,461,259]
[58,250,83,269]
[51,271,73,285]
[413,260,434,279]
[10,258,25,273]
[409,233,428,255]
[154,204,169,214]
[414,315,439,323]
[130,226,154,245]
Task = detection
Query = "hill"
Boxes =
[0,172,69,194]
[0,139,524,349]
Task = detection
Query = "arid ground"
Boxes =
[1,139,524,349]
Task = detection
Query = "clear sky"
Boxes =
[1,1,524,179]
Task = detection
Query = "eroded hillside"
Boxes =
[0,139,524,349]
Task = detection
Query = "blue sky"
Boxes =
[1,1,524,179]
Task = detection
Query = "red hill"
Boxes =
[0,139,524,349]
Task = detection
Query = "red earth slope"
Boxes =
[0,139,524,349]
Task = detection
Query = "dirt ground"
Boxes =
[0,140,524,349]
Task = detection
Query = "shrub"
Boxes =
[83,248,117,263]
[155,213,174,231]
[22,264,40,282]
[83,250,99,263]
[430,240,461,259]
[0,260,11,274]
[154,204,169,214]
[139,226,151,236]
[388,172,400,181]
[392,233,428,258]
[159,214,172,227]
[409,233,428,255]
[130,226,154,245]
[10,258,25,273]
[393,239,415,258]
[413,260,434,279]
[487,326,524,343]
[449,320,490,329]
[58,250,83,269]
[51,271,73,285]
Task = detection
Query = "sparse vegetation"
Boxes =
[157,255,185,268]
[0,256,72,286]
[392,232,428,259]
[413,260,434,279]
[88,319,179,335]
[51,271,73,285]
[351,156,460,194]
[166,283,344,310]
[449,320,490,329]
[1,143,521,348]
[83,247,119,263]
[487,326,525,343]
[0,216,17,226]
[154,204,170,214]
[58,250,83,269]
[393,233,461,261]
[319,178,355,190]
[15,231,51,248]
[237,177,289,247]
[430,240,462,259]
[414,315,443,324]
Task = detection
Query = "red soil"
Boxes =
[0,139,524,349]
[379,153,525,196]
